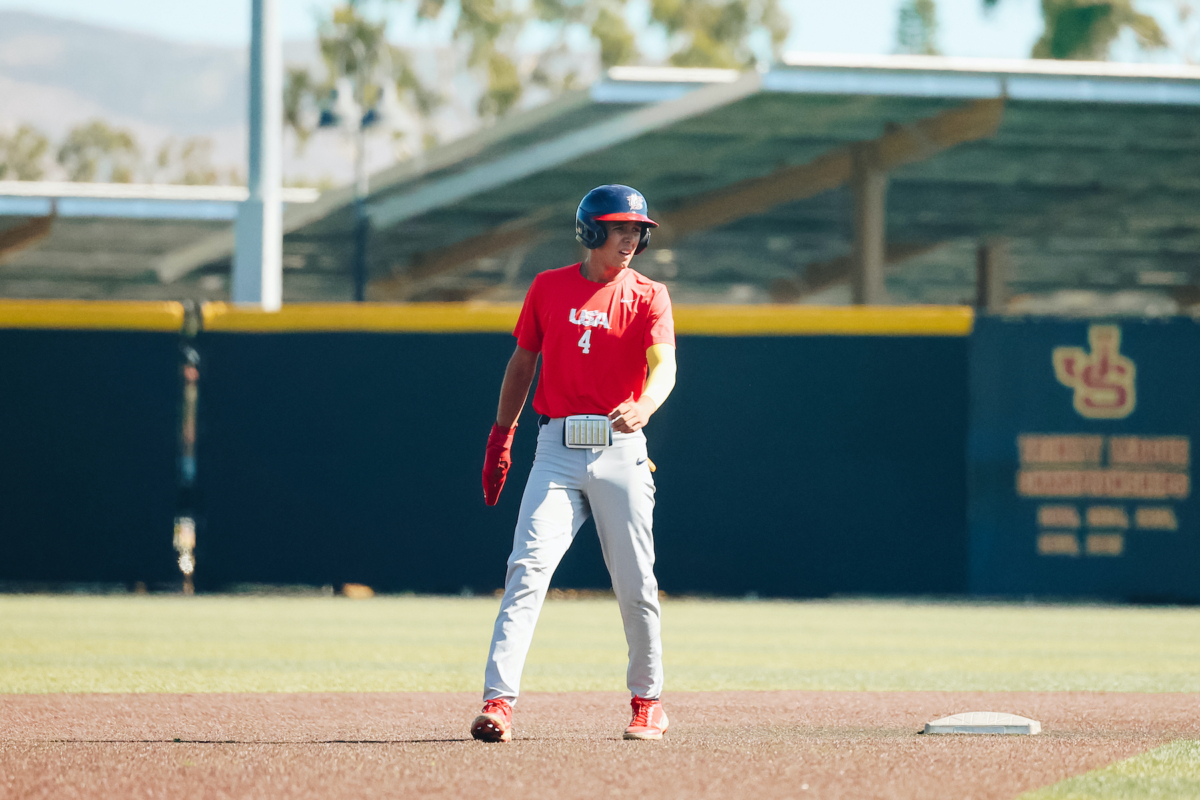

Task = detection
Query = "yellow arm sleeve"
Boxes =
[642,343,677,409]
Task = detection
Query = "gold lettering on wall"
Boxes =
[1021,434,1189,558]
[1086,506,1129,529]
[1038,533,1080,556]
[1135,506,1179,530]
[1038,505,1081,528]
[1017,470,1189,499]
[1086,533,1124,556]
[1109,436,1190,467]
[1018,435,1104,465]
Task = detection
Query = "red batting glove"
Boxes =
[482,423,517,506]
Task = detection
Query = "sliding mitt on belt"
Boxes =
[482,423,517,506]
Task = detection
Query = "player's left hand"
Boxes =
[608,397,657,434]
[482,423,517,505]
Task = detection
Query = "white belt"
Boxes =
[562,415,612,449]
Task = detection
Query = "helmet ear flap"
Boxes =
[575,215,607,250]
[634,226,651,255]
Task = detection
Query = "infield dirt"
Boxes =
[3,691,1198,799]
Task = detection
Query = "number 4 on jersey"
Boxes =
[578,329,592,354]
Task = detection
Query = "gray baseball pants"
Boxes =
[483,417,663,703]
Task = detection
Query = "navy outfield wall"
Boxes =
[6,302,1198,601]
[0,301,184,585]
[194,304,973,596]
[970,316,1200,602]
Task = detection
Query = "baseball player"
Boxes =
[472,184,677,743]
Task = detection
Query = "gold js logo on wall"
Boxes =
[1053,325,1136,419]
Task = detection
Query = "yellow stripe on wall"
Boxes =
[674,305,974,336]
[202,302,974,336]
[0,300,185,331]
[201,302,523,332]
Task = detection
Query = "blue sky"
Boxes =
[0,0,1189,62]
[0,0,1044,56]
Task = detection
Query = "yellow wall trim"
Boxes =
[0,300,185,331]
[201,302,523,332]
[674,305,974,336]
[202,302,974,336]
[0,301,973,336]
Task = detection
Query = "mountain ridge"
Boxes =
[0,10,249,133]
[0,10,472,183]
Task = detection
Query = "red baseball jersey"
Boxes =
[514,264,675,418]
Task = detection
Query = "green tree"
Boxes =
[154,136,221,185]
[985,0,1166,60]
[525,0,639,93]
[287,0,792,147]
[0,124,50,181]
[896,0,942,56]
[647,0,790,68]
[284,2,437,150]
[410,0,790,116]
[405,0,524,117]
[57,120,140,182]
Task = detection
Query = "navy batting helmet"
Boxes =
[575,184,658,255]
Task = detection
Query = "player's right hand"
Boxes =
[482,423,517,506]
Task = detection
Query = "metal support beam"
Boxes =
[851,144,888,305]
[232,0,282,310]
[0,205,55,264]
[353,198,369,302]
[976,238,1010,313]
[656,98,1004,245]
[368,207,559,300]
[770,242,944,301]
[352,127,369,302]
[367,73,762,230]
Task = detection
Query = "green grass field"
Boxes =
[1019,740,1200,800]
[1,594,1199,694]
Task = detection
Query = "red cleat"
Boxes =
[471,698,513,743]
[623,696,669,740]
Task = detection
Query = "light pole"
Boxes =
[318,41,397,302]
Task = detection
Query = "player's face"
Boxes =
[596,221,643,269]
